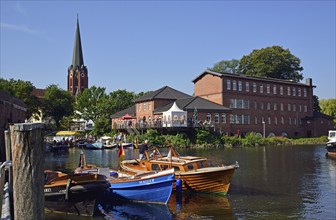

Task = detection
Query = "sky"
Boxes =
[0,1,335,99]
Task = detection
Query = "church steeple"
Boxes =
[72,15,84,69]
[68,15,88,96]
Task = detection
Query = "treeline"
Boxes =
[122,129,328,148]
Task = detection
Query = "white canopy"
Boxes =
[162,102,187,127]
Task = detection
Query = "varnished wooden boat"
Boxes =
[121,147,239,194]
[44,170,109,216]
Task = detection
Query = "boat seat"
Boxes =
[98,167,110,179]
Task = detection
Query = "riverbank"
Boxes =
[123,129,328,148]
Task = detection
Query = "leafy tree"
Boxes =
[313,95,321,112]
[43,84,73,129]
[208,59,240,74]
[0,78,39,119]
[238,46,304,82]
[320,99,336,123]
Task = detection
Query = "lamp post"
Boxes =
[262,120,266,138]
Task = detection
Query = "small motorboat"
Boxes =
[121,146,239,194]
[104,142,118,149]
[44,170,109,216]
[85,142,103,150]
[326,130,336,158]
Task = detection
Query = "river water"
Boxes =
[45,145,336,220]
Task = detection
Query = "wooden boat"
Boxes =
[326,130,336,158]
[75,152,174,204]
[122,142,134,148]
[44,170,109,216]
[121,147,239,194]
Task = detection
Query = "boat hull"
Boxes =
[176,166,236,194]
[326,142,336,158]
[86,142,103,150]
[108,170,174,204]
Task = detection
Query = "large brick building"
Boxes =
[193,70,333,137]
[67,16,88,96]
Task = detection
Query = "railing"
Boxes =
[0,161,12,218]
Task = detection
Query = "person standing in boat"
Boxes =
[139,139,149,160]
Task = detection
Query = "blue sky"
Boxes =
[1,1,335,99]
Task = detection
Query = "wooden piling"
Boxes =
[10,123,45,220]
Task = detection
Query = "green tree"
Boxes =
[43,84,74,129]
[238,46,304,82]
[0,78,39,119]
[208,59,240,74]
[313,95,321,112]
[320,99,336,123]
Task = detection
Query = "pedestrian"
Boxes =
[139,139,149,160]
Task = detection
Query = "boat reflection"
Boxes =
[99,201,173,220]
[168,192,234,219]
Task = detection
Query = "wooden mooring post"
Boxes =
[10,123,45,220]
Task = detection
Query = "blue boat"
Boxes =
[108,169,175,204]
[74,152,174,204]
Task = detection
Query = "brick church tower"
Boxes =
[68,16,88,96]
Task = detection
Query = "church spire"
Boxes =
[72,15,84,69]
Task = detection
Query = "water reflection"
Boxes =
[168,192,234,219]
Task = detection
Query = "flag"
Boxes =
[118,142,125,170]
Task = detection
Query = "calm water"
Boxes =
[44,145,336,220]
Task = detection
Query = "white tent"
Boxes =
[162,102,187,127]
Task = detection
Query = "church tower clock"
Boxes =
[68,16,88,96]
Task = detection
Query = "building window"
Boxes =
[298,88,301,96]
[267,84,270,94]
[274,103,277,111]
[221,113,226,124]
[261,116,265,125]
[143,103,146,111]
[215,113,219,124]
[138,104,142,112]
[260,84,264,93]
[246,82,250,92]
[292,87,296,96]
[304,88,307,97]
[233,80,237,91]
[299,105,302,112]
[280,86,284,95]
[254,116,258,125]
[230,114,234,124]
[304,105,307,112]
[260,102,264,110]
[280,103,284,111]
[289,117,292,125]
[287,87,291,96]
[149,102,152,111]
[230,99,236,108]
[273,85,277,94]
[267,103,271,110]
[243,100,250,109]
[206,113,211,123]
[227,80,231,90]
[253,83,257,92]
[254,101,257,110]
[238,81,242,91]
[294,117,297,125]
[293,104,296,111]
[281,116,285,125]
[268,116,271,125]
[288,104,291,111]
[274,117,278,125]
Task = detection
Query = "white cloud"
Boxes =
[0,22,42,35]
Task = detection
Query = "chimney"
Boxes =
[305,78,312,86]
